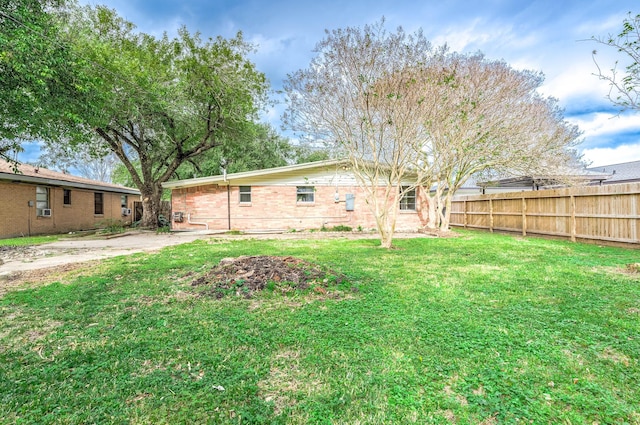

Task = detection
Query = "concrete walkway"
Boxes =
[0,231,212,275]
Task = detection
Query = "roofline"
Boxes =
[162,159,350,189]
[586,159,640,169]
[477,172,612,188]
[0,172,141,195]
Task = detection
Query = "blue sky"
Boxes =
[24,0,638,167]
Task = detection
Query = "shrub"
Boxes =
[99,219,125,234]
[331,225,352,232]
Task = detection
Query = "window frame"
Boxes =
[63,189,72,206]
[296,186,315,203]
[36,186,50,216]
[399,186,417,211]
[239,186,252,204]
[94,192,104,215]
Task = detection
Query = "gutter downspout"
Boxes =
[187,213,208,230]
[220,159,231,230]
[227,184,231,230]
[222,166,231,230]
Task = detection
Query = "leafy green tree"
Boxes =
[173,123,292,179]
[592,12,640,111]
[0,0,87,162]
[53,5,268,227]
[291,144,331,164]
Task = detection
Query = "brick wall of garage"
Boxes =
[0,181,138,238]
[170,184,429,232]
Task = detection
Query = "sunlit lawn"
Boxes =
[1,230,638,424]
[0,235,60,247]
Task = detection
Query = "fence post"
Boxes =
[570,195,576,242]
[632,193,638,242]
[489,198,494,233]
[463,200,467,228]
[522,197,527,237]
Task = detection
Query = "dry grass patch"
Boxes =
[596,263,640,279]
[132,359,168,378]
[248,291,356,312]
[598,347,632,367]
[443,374,469,407]
[0,308,63,353]
[126,392,154,405]
[258,349,327,416]
[625,263,640,273]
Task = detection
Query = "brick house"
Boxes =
[163,159,429,232]
[0,160,140,238]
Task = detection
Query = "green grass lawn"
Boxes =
[1,230,639,424]
[0,235,60,247]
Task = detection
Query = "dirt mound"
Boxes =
[191,256,347,298]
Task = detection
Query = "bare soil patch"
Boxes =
[0,245,61,264]
[0,261,101,297]
[191,255,348,299]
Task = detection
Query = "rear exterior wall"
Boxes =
[0,181,137,238]
[170,184,429,232]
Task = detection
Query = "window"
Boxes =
[239,186,251,203]
[399,186,416,211]
[296,186,315,203]
[63,189,71,205]
[121,195,128,208]
[94,192,104,215]
[36,186,50,216]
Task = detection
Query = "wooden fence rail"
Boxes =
[449,182,640,246]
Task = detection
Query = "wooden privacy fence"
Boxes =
[449,182,640,246]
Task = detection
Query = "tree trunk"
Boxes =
[377,222,395,249]
[139,183,164,229]
[374,190,399,249]
[440,195,453,231]
[425,193,437,230]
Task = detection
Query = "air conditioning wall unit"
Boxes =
[173,211,184,223]
[122,207,132,216]
[41,208,52,217]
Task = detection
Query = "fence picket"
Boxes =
[450,183,640,246]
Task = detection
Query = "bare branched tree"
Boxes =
[419,53,582,230]
[286,20,582,243]
[592,12,640,111]
[37,141,120,182]
[284,20,443,248]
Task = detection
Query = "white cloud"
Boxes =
[568,112,640,139]
[539,61,611,103]
[581,142,640,167]
[574,12,630,37]
[430,19,531,54]
[431,20,495,52]
[249,33,292,57]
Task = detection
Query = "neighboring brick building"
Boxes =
[0,160,140,239]
[163,159,429,232]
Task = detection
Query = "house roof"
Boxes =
[475,167,611,188]
[0,160,140,195]
[162,159,351,189]
[586,160,640,184]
